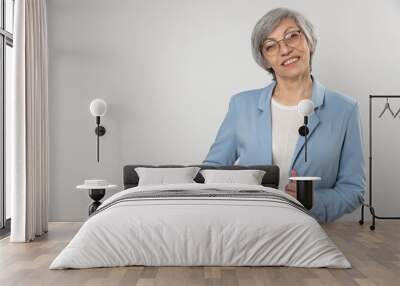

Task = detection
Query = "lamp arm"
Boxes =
[305,128,307,162]
[303,116,309,162]
[97,116,100,162]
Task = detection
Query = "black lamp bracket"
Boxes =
[95,126,106,136]
[298,116,309,136]
[94,116,106,136]
[298,125,309,136]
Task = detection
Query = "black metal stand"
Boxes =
[88,188,105,215]
[296,180,314,210]
[359,95,400,230]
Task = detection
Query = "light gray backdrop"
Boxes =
[47,0,400,221]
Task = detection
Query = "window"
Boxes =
[0,0,14,234]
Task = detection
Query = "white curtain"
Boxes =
[9,0,49,242]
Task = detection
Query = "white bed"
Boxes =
[50,183,350,269]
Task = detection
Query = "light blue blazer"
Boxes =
[203,79,366,223]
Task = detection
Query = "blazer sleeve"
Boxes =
[203,96,238,166]
[311,103,366,223]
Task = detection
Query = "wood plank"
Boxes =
[0,222,399,286]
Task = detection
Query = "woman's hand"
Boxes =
[284,169,297,198]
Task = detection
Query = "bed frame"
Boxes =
[123,165,279,189]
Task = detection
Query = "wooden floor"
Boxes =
[0,222,399,286]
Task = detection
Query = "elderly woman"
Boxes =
[203,8,366,223]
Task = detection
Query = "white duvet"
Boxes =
[50,183,350,269]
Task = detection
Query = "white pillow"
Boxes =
[135,167,200,186]
[200,169,266,185]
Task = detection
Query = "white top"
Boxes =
[271,97,303,190]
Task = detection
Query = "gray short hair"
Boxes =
[251,8,317,79]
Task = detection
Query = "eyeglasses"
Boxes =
[261,30,302,56]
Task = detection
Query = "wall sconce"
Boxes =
[89,99,107,162]
[297,99,314,162]
[289,99,321,210]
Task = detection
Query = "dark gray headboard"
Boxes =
[123,165,280,189]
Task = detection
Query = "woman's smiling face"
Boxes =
[262,18,311,80]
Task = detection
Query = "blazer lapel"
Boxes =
[257,82,275,165]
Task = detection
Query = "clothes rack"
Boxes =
[359,95,400,230]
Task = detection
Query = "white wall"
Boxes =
[47,0,400,221]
